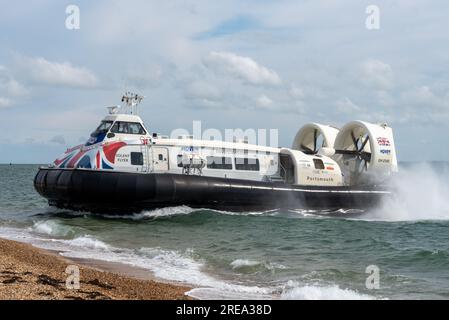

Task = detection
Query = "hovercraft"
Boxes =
[34,93,398,214]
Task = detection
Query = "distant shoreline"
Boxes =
[0,238,192,300]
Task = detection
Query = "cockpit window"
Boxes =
[90,121,113,138]
[110,122,146,135]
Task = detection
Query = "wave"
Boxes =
[189,280,377,300]
[230,259,287,273]
[230,259,261,269]
[105,206,197,220]
[0,225,273,299]
[280,283,375,300]
[0,224,386,300]
[63,235,111,250]
[98,206,282,221]
[29,220,77,237]
[60,240,276,299]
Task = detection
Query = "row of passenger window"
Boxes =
[177,155,260,171]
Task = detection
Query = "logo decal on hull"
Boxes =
[377,137,391,146]
[96,151,101,169]
[103,142,127,163]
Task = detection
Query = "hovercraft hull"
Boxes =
[34,168,390,214]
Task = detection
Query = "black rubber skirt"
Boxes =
[34,168,391,214]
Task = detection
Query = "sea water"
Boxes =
[0,163,448,300]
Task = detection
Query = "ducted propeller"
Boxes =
[300,129,325,154]
[334,130,372,175]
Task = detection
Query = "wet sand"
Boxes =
[0,238,192,300]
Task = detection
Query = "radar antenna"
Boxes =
[121,92,144,115]
[107,105,120,115]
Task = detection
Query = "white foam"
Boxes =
[136,206,196,219]
[99,206,196,220]
[0,225,273,299]
[29,220,75,237]
[100,206,282,220]
[186,287,274,300]
[30,221,53,235]
[63,235,111,250]
[211,208,280,216]
[281,283,374,300]
[60,244,274,299]
[0,226,40,243]
[230,259,287,272]
[0,225,375,300]
[17,227,273,298]
[230,259,261,269]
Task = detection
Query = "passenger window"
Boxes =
[158,154,164,161]
[131,152,144,166]
[207,157,232,170]
[313,159,325,170]
[235,158,260,171]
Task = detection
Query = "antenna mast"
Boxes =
[121,92,144,115]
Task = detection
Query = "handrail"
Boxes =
[279,163,287,182]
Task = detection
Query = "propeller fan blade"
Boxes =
[359,136,369,152]
[351,131,358,150]
[334,150,358,156]
[337,131,372,184]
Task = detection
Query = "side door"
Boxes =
[152,147,169,171]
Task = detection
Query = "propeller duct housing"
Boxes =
[333,120,398,185]
[292,123,340,154]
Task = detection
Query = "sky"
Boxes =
[1,0,449,163]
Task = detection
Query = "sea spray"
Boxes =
[368,162,449,221]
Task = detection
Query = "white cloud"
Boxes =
[0,97,12,108]
[21,57,98,88]
[203,51,281,86]
[3,78,27,96]
[0,66,27,96]
[256,94,273,108]
[0,65,27,108]
[336,97,361,114]
[360,59,394,90]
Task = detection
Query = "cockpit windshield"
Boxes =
[110,122,146,135]
[90,121,113,138]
